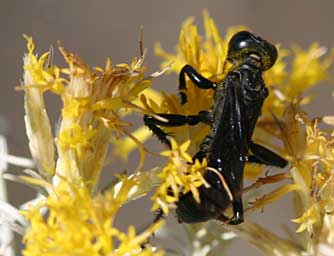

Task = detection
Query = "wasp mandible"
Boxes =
[144,31,287,224]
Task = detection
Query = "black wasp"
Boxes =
[144,31,287,225]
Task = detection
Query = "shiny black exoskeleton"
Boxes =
[144,31,287,225]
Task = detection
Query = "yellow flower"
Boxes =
[57,124,97,158]
[155,10,246,80]
[289,122,334,235]
[21,36,153,191]
[22,35,61,180]
[22,177,163,256]
[292,203,322,234]
[261,43,333,119]
[151,139,207,214]
[20,36,165,255]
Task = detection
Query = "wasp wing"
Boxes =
[227,74,248,161]
[221,73,248,223]
[201,73,248,221]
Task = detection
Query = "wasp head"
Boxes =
[227,31,277,71]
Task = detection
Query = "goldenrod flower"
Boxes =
[21,36,153,190]
[22,35,60,180]
[261,43,333,119]
[151,139,207,214]
[22,177,163,256]
[18,36,165,256]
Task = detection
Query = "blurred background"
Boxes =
[0,0,333,255]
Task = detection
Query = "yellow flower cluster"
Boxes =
[22,177,163,256]
[21,36,164,255]
[261,43,333,119]
[291,122,334,233]
[151,139,207,214]
[22,35,151,190]
[22,35,62,180]
[257,42,333,242]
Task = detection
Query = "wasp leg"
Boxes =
[248,141,288,168]
[144,111,212,148]
[192,135,212,163]
[179,65,216,104]
[230,198,244,224]
[140,208,164,249]
[153,208,164,223]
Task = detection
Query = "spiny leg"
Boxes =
[179,64,216,104]
[144,111,212,148]
[248,141,288,168]
[140,208,164,249]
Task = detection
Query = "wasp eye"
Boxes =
[227,31,277,70]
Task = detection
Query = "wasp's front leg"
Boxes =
[144,111,212,148]
[179,65,216,104]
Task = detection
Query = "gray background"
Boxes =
[1,0,333,255]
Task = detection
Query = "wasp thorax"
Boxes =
[227,31,278,71]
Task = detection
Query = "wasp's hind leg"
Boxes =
[144,112,212,148]
[230,198,244,225]
[140,208,165,249]
[248,141,288,168]
[179,65,216,104]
